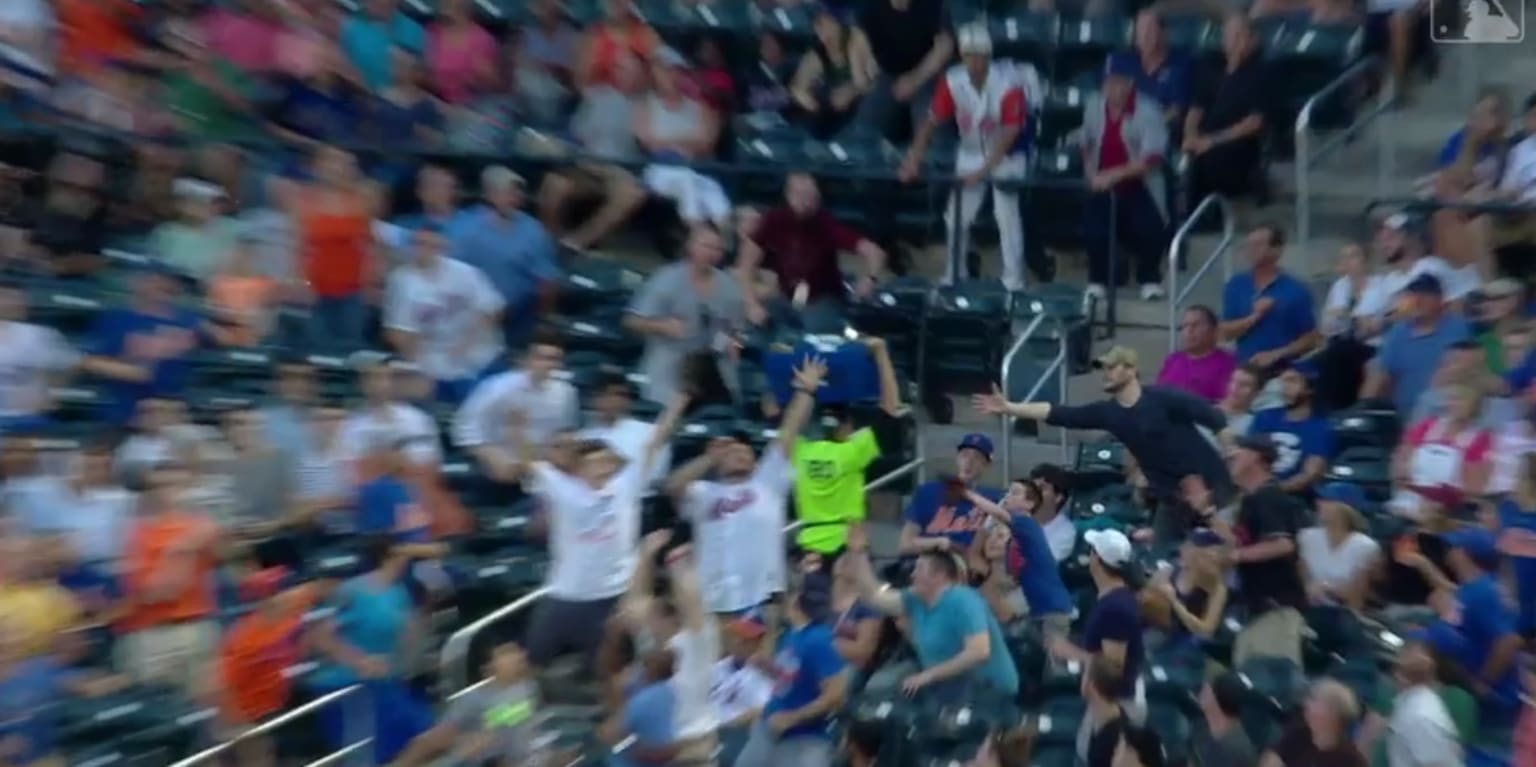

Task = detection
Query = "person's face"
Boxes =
[1227,369,1258,407]
[1447,388,1481,421]
[578,447,624,485]
[1227,446,1260,477]
[148,465,192,500]
[489,643,528,680]
[1035,478,1060,508]
[314,147,356,185]
[1470,95,1508,137]
[1374,224,1408,262]
[1004,481,1038,514]
[278,363,315,403]
[525,343,564,379]
[1403,290,1441,321]
[758,32,784,65]
[225,410,262,447]
[1244,228,1277,268]
[137,398,173,431]
[1222,16,1252,55]
[1134,11,1163,50]
[1317,499,1348,530]
[79,449,114,485]
[1279,369,1310,407]
[727,631,761,660]
[593,384,632,419]
[982,525,1010,560]
[1440,347,1479,378]
[418,168,457,211]
[487,182,522,212]
[1337,245,1366,278]
[813,12,841,45]
[687,228,726,267]
[963,52,988,81]
[1179,309,1213,351]
[1103,75,1132,107]
[785,176,820,216]
[138,272,179,305]
[1301,691,1334,736]
[955,448,987,483]
[312,408,345,441]
[720,441,757,476]
[361,365,393,401]
[414,229,446,264]
[1484,291,1520,322]
[910,556,941,597]
[0,287,26,322]
[1100,361,1135,394]
[606,0,634,21]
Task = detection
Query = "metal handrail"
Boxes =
[440,587,550,692]
[1166,194,1237,351]
[168,684,363,767]
[1294,57,1397,252]
[999,311,1071,479]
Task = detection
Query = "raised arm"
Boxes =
[843,526,904,616]
[774,356,828,450]
[638,393,690,479]
[972,384,1054,422]
[665,542,708,632]
[664,438,724,502]
[863,336,903,416]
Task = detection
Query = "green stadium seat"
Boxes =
[990,11,1059,69]
[1163,15,1216,54]
[1328,405,1400,451]
[1034,694,1086,748]
[30,286,106,338]
[632,0,690,32]
[50,386,106,423]
[688,0,753,34]
[1323,445,1391,498]
[754,2,815,40]
[1038,82,1091,148]
[1030,149,1087,248]
[559,255,647,318]
[1146,704,1193,764]
[1265,23,1364,127]
[928,280,1013,394]
[1075,439,1128,473]
[1233,657,1307,749]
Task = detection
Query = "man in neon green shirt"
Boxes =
[792,336,902,555]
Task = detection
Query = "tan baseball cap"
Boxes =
[1092,345,1140,370]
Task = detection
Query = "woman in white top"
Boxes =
[1322,244,1391,342]
[1298,483,1381,610]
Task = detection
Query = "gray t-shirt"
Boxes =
[626,262,746,404]
[1192,724,1258,767]
[447,680,542,763]
[228,449,293,525]
[573,86,639,162]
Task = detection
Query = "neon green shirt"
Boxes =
[792,428,881,553]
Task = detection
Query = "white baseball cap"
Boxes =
[1084,529,1134,567]
[957,23,993,56]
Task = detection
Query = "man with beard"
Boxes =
[974,345,1234,543]
[1248,362,1335,499]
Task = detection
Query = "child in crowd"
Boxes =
[218,567,315,767]
[208,234,279,347]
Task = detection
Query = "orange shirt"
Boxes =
[118,511,221,633]
[210,275,277,346]
[220,586,316,723]
[299,194,372,298]
[587,22,658,88]
[57,0,143,74]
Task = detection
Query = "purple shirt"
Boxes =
[1156,348,1236,402]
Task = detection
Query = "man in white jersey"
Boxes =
[453,327,580,501]
[899,23,1038,291]
[0,282,80,431]
[521,392,689,669]
[666,357,827,615]
[384,222,505,404]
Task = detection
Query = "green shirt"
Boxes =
[149,219,242,283]
[163,62,259,143]
[792,428,880,553]
[1479,331,1508,376]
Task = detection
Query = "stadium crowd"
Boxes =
[0,1,1533,767]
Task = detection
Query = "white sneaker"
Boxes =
[1086,283,1107,301]
[1139,284,1166,301]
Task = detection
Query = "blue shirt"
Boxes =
[611,681,676,767]
[272,81,362,143]
[904,481,1004,547]
[0,658,65,764]
[900,586,1020,695]
[1105,50,1191,112]
[1495,498,1536,632]
[341,14,427,91]
[447,207,560,313]
[1082,586,1144,699]
[1248,407,1336,482]
[1005,514,1073,616]
[312,576,414,688]
[1436,128,1507,170]
[88,306,204,423]
[1451,574,1520,705]
[763,622,846,739]
[356,475,429,544]
[369,95,442,147]
[1377,315,1473,414]
[1221,271,1317,363]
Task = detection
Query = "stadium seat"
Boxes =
[1329,405,1401,451]
[928,280,1013,392]
[1075,439,1128,473]
[1234,657,1308,750]
[559,256,647,319]
[1054,16,1132,82]
[1323,445,1392,500]
[991,11,1058,70]
[1029,149,1088,248]
[756,2,814,39]
[687,0,752,34]
[550,314,638,365]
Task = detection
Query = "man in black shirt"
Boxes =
[1182,14,1269,205]
[1209,433,1308,666]
[974,345,1235,539]
[853,0,953,138]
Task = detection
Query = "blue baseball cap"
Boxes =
[1443,527,1500,569]
[957,433,994,461]
[1317,482,1367,510]
[1404,272,1444,296]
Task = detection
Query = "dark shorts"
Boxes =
[524,594,622,668]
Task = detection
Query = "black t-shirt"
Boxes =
[858,0,946,78]
[1193,53,1270,145]
[1045,386,1234,504]
[31,203,107,259]
[1271,721,1368,767]
[1234,485,1307,615]
[1382,531,1449,605]
[1082,586,1144,699]
[1085,709,1127,767]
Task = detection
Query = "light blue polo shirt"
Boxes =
[446,206,561,316]
[1376,314,1472,414]
[1221,270,1317,364]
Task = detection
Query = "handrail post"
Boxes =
[999,312,1048,478]
[1293,57,1385,254]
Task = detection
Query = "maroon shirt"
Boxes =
[749,207,865,302]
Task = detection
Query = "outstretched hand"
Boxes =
[793,355,830,393]
[971,384,1010,416]
[642,530,672,556]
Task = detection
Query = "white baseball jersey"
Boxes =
[678,446,793,613]
[931,60,1042,167]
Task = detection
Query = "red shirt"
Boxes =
[1098,91,1139,179]
[749,208,865,302]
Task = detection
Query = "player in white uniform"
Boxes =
[665,358,826,614]
[900,23,1041,292]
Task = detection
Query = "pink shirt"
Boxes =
[426,23,497,104]
[201,9,280,72]
[1155,348,1237,402]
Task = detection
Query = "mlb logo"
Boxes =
[1431,0,1525,43]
